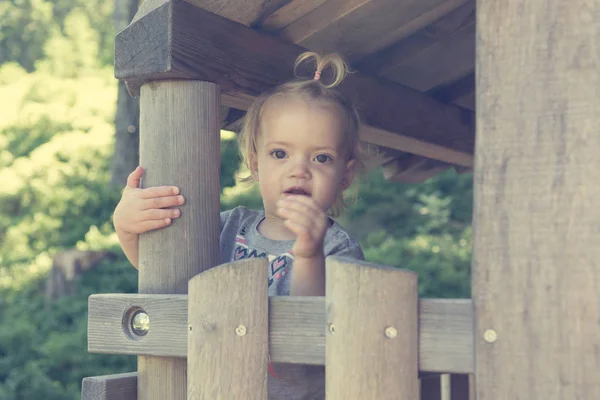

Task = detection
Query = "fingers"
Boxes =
[140,186,180,199]
[141,194,184,211]
[126,166,144,189]
[139,208,181,221]
[136,218,175,233]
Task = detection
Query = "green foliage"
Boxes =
[0,0,114,72]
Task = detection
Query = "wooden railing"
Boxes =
[82,257,474,399]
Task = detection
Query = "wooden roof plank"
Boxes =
[261,0,330,31]
[383,22,475,91]
[280,0,469,61]
[115,1,475,166]
[134,0,292,26]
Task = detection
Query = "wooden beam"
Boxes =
[81,373,138,400]
[473,0,600,398]
[428,72,475,105]
[115,0,475,167]
[279,0,470,61]
[88,294,474,374]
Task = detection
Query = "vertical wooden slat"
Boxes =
[474,0,600,398]
[326,257,418,399]
[137,80,221,400]
[187,258,269,399]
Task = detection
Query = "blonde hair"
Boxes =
[237,51,364,217]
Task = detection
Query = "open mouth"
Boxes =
[284,187,311,196]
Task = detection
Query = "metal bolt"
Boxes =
[127,125,137,133]
[384,326,398,339]
[235,325,247,336]
[328,323,336,334]
[131,310,150,336]
[483,329,497,343]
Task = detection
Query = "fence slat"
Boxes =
[81,372,137,400]
[88,293,473,373]
[187,258,268,399]
[326,257,419,399]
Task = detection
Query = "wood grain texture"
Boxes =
[114,1,475,166]
[81,373,138,400]
[473,0,600,398]
[383,22,474,92]
[188,259,268,399]
[325,257,419,399]
[261,0,329,30]
[88,294,474,373]
[280,0,469,61]
[137,81,221,400]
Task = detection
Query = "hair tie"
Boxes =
[314,70,321,81]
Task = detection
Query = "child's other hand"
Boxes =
[113,166,185,241]
[276,195,328,260]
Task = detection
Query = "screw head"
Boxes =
[384,327,398,339]
[328,323,336,334]
[131,310,150,336]
[235,325,247,336]
[483,329,497,343]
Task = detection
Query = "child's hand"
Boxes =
[276,195,328,259]
[113,166,184,242]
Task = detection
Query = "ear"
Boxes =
[249,152,259,181]
[341,159,357,190]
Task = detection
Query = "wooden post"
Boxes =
[326,257,418,399]
[474,0,600,398]
[187,258,269,399]
[137,81,221,400]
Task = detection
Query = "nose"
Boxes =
[289,158,311,179]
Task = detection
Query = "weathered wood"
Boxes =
[261,0,329,31]
[88,294,474,373]
[81,373,137,400]
[132,0,290,26]
[280,0,469,61]
[326,257,418,399]
[137,80,221,400]
[188,258,268,399]
[473,0,600,398]
[383,22,474,92]
[114,0,475,167]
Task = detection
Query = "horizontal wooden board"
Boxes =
[88,294,474,373]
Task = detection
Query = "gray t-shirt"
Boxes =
[219,206,364,399]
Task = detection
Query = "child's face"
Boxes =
[251,96,355,218]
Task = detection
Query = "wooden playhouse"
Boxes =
[82,0,600,399]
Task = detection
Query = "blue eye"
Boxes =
[271,149,287,159]
[314,154,331,163]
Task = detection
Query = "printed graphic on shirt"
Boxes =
[234,233,293,288]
